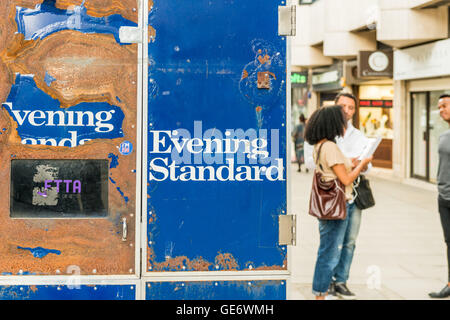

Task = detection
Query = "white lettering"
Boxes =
[28,110,46,126]
[46,110,65,126]
[94,110,115,133]
[151,131,172,153]
[149,158,169,181]
[11,110,30,125]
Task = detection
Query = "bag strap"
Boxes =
[315,141,326,171]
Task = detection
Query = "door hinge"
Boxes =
[278,5,296,37]
[119,26,143,43]
[279,214,296,246]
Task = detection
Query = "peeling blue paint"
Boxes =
[0,285,136,300]
[146,281,286,300]
[3,74,125,147]
[116,187,129,204]
[108,176,129,204]
[17,246,61,259]
[15,0,137,45]
[146,0,286,271]
[108,153,119,168]
[44,72,56,86]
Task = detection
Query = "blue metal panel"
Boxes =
[0,284,136,300]
[146,280,286,300]
[147,1,287,271]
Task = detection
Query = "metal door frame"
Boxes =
[410,91,431,182]
[0,0,144,286]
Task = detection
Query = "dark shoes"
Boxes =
[329,282,357,300]
[429,285,450,299]
[328,281,337,297]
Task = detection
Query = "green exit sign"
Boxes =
[291,73,307,85]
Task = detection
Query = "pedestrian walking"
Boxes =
[304,92,373,299]
[304,105,372,300]
[429,94,450,299]
[292,114,307,172]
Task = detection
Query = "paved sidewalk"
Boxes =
[288,166,449,300]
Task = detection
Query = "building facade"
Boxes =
[291,0,450,182]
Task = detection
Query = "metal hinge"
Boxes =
[279,214,296,246]
[278,5,296,36]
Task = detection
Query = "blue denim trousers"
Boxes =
[333,204,361,284]
[312,202,355,296]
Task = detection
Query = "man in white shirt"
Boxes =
[304,92,372,299]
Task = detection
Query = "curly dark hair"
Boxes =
[304,105,347,145]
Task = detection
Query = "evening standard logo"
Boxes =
[3,74,125,147]
[3,103,121,147]
[149,121,284,182]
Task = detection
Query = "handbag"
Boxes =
[308,142,347,220]
[353,175,375,210]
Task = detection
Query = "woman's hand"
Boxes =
[361,156,373,167]
[351,156,372,170]
[332,156,373,186]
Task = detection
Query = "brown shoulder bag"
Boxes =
[308,142,347,220]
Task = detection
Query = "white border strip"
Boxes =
[141,0,150,279]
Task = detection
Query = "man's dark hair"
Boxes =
[334,92,358,106]
[439,94,450,100]
[304,105,347,145]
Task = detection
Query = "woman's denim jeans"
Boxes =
[333,205,361,284]
[312,202,355,296]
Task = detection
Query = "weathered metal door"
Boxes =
[0,0,291,300]
[0,0,141,283]
[144,0,291,299]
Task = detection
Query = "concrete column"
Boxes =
[393,79,408,179]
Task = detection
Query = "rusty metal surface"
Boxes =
[0,1,138,275]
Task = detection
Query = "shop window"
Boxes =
[359,100,394,139]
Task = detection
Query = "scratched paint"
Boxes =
[15,0,137,45]
[3,74,125,147]
[146,281,286,300]
[108,153,119,168]
[0,285,135,300]
[239,39,285,113]
[17,246,61,259]
[116,187,129,204]
[44,72,56,86]
[147,0,287,272]
[109,176,129,204]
